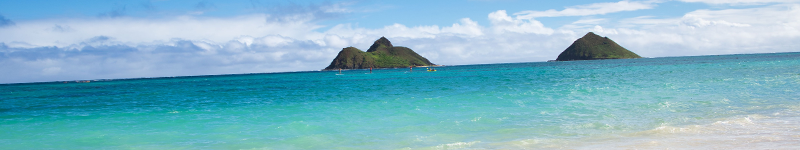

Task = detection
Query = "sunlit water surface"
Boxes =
[2,52,800,149]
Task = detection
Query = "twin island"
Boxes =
[323,32,641,70]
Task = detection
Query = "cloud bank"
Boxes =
[1,1,800,84]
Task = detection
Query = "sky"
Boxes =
[1,0,799,84]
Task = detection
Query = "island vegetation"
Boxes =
[323,37,435,70]
[555,32,642,61]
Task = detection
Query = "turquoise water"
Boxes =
[2,52,800,149]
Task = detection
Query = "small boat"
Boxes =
[427,68,437,72]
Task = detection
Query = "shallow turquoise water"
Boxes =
[2,52,800,149]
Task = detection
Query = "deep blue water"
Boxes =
[2,52,800,149]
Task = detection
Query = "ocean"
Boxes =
[2,52,800,149]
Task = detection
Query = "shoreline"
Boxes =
[492,113,800,149]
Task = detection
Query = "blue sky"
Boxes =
[1,0,800,83]
[1,0,709,28]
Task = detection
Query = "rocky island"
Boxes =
[555,32,642,61]
[323,37,435,70]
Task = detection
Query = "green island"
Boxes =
[555,32,642,61]
[323,37,436,70]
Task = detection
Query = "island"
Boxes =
[323,37,435,70]
[555,32,642,61]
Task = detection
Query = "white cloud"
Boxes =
[235,36,255,47]
[573,18,607,24]
[0,14,324,48]
[323,34,349,48]
[254,35,294,47]
[320,2,353,13]
[681,14,751,28]
[0,38,338,83]
[679,0,800,5]
[488,10,554,34]
[324,23,439,42]
[560,18,610,31]
[441,18,484,37]
[515,1,655,19]
[592,4,800,57]
[681,5,800,26]
[592,25,619,35]
[618,16,680,26]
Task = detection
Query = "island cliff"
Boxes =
[555,32,642,61]
[323,37,435,70]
